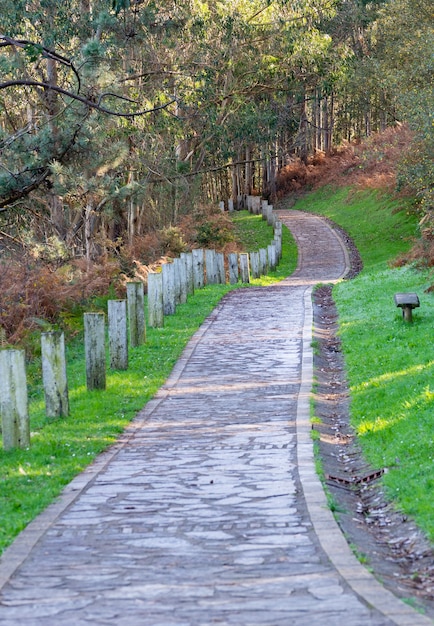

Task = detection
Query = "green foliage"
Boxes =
[370,0,434,215]
[159,226,187,256]
[1,0,431,265]
[112,0,130,15]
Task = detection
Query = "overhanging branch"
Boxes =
[0,79,177,117]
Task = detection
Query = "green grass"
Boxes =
[334,267,434,540]
[0,213,297,555]
[232,211,276,251]
[286,186,418,270]
[287,186,434,542]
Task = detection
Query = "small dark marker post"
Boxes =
[394,292,420,323]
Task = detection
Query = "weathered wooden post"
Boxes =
[266,204,274,226]
[162,262,176,315]
[148,272,164,328]
[41,331,69,418]
[239,253,250,283]
[261,200,268,221]
[252,196,261,215]
[108,300,128,370]
[228,199,234,213]
[219,200,225,212]
[176,257,188,304]
[84,312,106,390]
[274,221,282,261]
[268,242,277,271]
[181,252,194,296]
[192,249,205,289]
[228,253,239,284]
[247,195,253,213]
[258,248,266,275]
[249,251,260,279]
[205,249,218,285]
[217,252,225,284]
[0,349,30,450]
[173,258,182,305]
[127,282,145,347]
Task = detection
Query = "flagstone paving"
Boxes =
[0,211,431,625]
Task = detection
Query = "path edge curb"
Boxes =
[297,286,433,626]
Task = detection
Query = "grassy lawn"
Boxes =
[0,212,297,555]
[284,186,434,542]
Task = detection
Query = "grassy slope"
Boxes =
[282,186,434,542]
[0,213,297,555]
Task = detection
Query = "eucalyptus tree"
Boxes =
[370,0,433,218]
[1,0,421,258]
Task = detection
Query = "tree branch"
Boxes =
[0,36,81,93]
[0,79,176,117]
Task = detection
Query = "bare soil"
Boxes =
[312,229,434,618]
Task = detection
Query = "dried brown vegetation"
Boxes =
[276,125,414,198]
[0,205,240,346]
[0,257,123,346]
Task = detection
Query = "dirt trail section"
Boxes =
[308,224,434,618]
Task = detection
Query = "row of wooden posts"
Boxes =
[0,200,281,451]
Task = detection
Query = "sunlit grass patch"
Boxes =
[334,259,434,540]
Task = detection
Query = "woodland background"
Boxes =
[0,0,432,344]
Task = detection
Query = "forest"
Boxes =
[0,0,432,343]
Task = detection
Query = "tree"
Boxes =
[370,0,433,216]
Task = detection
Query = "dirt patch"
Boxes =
[313,268,434,617]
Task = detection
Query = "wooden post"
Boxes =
[261,200,268,221]
[239,253,250,283]
[266,204,274,226]
[249,251,260,279]
[173,258,182,305]
[181,252,194,296]
[205,249,218,285]
[108,300,128,370]
[274,221,282,261]
[84,312,106,390]
[259,248,268,275]
[176,257,188,304]
[274,235,282,262]
[228,199,234,213]
[127,282,145,347]
[217,252,225,284]
[219,200,225,212]
[192,249,205,289]
[162,262,176,315]
[148,272,164,328]
[41,331,69,418]
[0,349,30,450]
[252,196,261,215]
[228,253,239,284]
[268,242,277,270]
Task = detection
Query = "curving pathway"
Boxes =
[0,211,431,625]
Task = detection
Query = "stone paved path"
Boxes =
[0,211,431,625]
